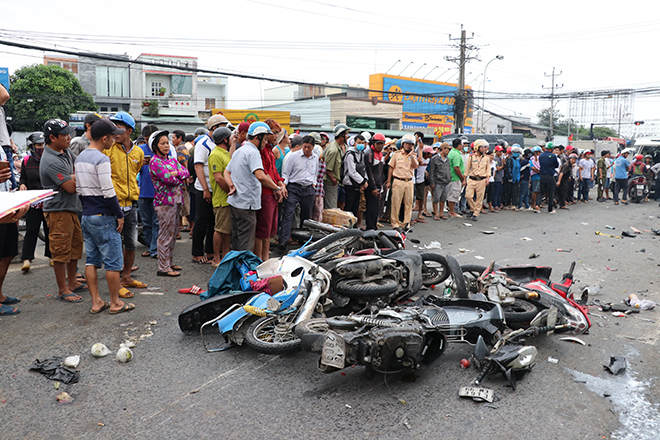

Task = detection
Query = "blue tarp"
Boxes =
[200,250,263,301]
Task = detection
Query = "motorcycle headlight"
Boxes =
[510,346,537,369]
[266,297,281,312]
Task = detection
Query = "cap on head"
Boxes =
[84,112,102,126]
[212,127,233,145]
[207,114,229,129]
[109,111,135,130]
[91,119,126,139]
[506,146,512,154]
[43,119,75,137]
[360,131,372,142]
[494,146,504,152]
[423,145,434,154]
[545,141,554,150]
[27,131,45,145]
[237,122,250,134]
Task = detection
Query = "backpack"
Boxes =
[340,150,366,186]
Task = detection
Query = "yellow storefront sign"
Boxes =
[211,109,291,131]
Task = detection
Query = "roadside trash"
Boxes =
[425,241,442,249]
[556,249,572,252]
[583,285,602,295]
[627,294,656,310]
[121,340,136,349]
[559,337,586,345]
[147,286,162,290]
[651,228,660,236]
[345,404,352,409]
[116,347,133,363]
[581,222,589,225]
[463,223,473,227]
[637,249,646,253]
[139,291,164,295]
[459,386,494,403]
[91,343,111,358]
[119,322,133,327]
[460,359,471,369]
[475,256,485,260]
[612,312,626,317]
[630,226,642,234]
[30,357,80,384]
[178,285,206,295]
[603,356,627,375]
[459,248,468,253]
[605,225,615,230]
[520,237,533,241]
[547,357,559,364]
[480,231,495,235]
[596,231,622,239]
[621,231,636,238]
[63,355,80,368]
[529,253,539,259]
[606,266,617,271]
[56,392,74,403]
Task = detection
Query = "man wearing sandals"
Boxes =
[40,119,87,303]
[75,119,135,315]
[105,112,146,298]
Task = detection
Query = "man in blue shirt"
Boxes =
[612,150,631,204]
[538,142,560,213]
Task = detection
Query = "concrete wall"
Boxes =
[330,98,402,128]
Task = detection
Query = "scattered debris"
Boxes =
[581,222,589,225]
[458,248,469,253]
[163,312,172,316]
[63,355,80,368]
[548,357,559,364]
[637,249,646,253]
[139,291,164,295]
[119,322,134,327]
[121,340,136,349]
[603,356,627,375]
[460,359,471,369]
[463,223,473,227]
[54,382,59,390]
[606,266,618,271]
[56,392,74,403]
[475,256,485,260]
[651,228,660,236]
[147,287,162,290]
[398,398,407,405]
[459,386,494,403]
[425,241,442,249]
[520,237,533,241]
[91,343,111,358]
[559,337,586,346]
[627,294,656,310]
[596,231,622,239]
[630,226,642,234]
[480,230,495,235]
[612,312,626,317]
[116,347,133,363]
[556,249,572,253]
[403,419,411,430]
[30,358,80,384]
[529,253,540,259]
[345,403,352,409]
[605,225,616,230]
[621,231,636,238]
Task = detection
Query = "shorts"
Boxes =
[432,183,450,204]
[415,183,426,201]
[180,187,190,217]
[604,177,611,189]
[446,180,462,203]
[255,193,278,239]
[121,204,138,251]
[45,211,83,264]
[359,191,366,213]
[530,178,540,193]
[338,186,346,203]
[81,215,123,271]
[0,223,19,259]
[213,205,231,234]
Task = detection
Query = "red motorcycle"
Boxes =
[461,262,591,334]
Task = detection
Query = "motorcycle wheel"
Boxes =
[502,299,539,325]
[420,253,451,286]
[628,187,641,203]
[244,315,301,354]
[306,229,363,263]
[460,265,488,294]
[431,258,469,298]
[334,277,398,297]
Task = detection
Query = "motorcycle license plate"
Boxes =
[637,185,644,196]
[459,386,494,403]
[321,331,345,369]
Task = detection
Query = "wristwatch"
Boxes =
[273,186,281,192]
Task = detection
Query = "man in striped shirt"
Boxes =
[75,119,135,315]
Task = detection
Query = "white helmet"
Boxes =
[401,134,415,145]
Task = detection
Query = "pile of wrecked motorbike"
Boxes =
[178,221,592,401]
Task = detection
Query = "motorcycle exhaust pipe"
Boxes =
[294,281,324,326]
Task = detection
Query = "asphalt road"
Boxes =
[2,194,660,440]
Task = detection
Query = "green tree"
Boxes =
[536,107,564,128]
[4,64,97,132]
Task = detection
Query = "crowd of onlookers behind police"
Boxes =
[1,75,659,316]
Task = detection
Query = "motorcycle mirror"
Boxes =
[409,238,420,244]
[291,267,304,277]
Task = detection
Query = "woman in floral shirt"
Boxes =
[149,130,190,277]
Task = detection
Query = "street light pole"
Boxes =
[481,55,503,133]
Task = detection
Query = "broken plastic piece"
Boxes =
[63,355,80,368]
[425,241,442,249]
[605,225,615,230]
[529,253,539,259]
[520,237,533,241]
[56,392,74,403]
[559,337,586,346]
[621,231,636,238]
[475,256,485,260]
[480,231,495,235]
[460,359,471,369]
[463,223,473,227]
[547,357,559,364]
[603,356,626,375]
[30,357,80,384]
[630,226,642,234]
[556,249,572,252]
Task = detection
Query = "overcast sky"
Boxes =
[2,0,659,136]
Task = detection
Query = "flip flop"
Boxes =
[157,270,180,277]
[131,265,139,272]
[72,284,89,293]
[170,265,182,271]
[90,301,110,314]
[122,280,147,289]
[119,287,134,298]
[1,296,21,305]
[0,304,20,315]
[416,218,428,223]
[57,293,83,303]
[192,257,210,264]
[178,285,205,295]
[109,303,136,315]
[141,251,151,257]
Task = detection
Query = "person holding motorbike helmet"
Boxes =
[19,132,52,272]
[323,123,350,209]
[464,139,491,221]
[224,121,281,252]
[386,134,419,228]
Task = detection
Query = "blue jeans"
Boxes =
[518,180,530,208]
[138,198,159,256]
[579,178,591,201]
[81,215,123,271]
[492,181,503,208]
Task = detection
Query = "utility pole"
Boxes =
[542,67,563,139]
[445,25,478,134]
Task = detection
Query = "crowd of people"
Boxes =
[1,78,658,317]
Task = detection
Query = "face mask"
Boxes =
[356,144,365,152]
[463,147,469,152]
[512,153,520,158]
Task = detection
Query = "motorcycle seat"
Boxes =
[362,229,378,240]
[551,282,570,297]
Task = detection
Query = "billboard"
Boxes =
[0,67,9,91]
[369,74,472,134]
[211,109,291,131]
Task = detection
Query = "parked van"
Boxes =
[632,137,660,164]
